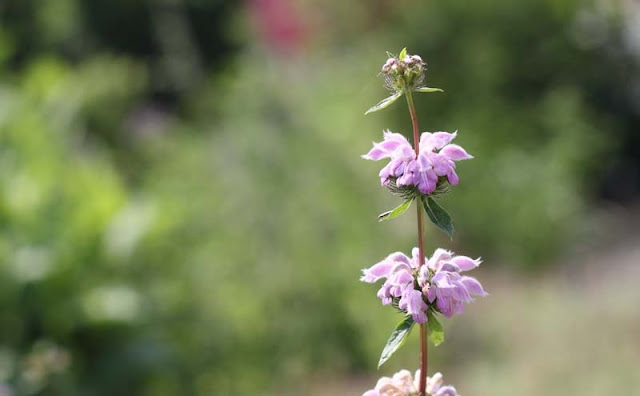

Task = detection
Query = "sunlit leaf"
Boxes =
[398,47,408,60]
[427,310,445,346]
[415,87,444,93]
[378,316,415,368]
[378,199,412,222]
[365,91,403,115]
[422,197,454,239]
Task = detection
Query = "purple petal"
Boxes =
[440,262,460,272]
[378,162,393,180]
[426,372,443,393]
[379,139,404,152]
[417,177,436,195]
[386,252,412,266]
[461,276,488,296]
[410,247,425,268]
[362,146,388,161]
[447,169,459,185]
[390,159,406,177]
[451,281,472,302]
[435,386,459,396]
[426,286,437,303]
[433,273,454,289]
[421,131,457,151]
[452,300,465,315]
[383,130,410,144]
[449,256,481,271]
[419,132,433,150]
[436,296,454,318]
[440,144,473,161]
[403,289,428,324]
[428,248,453,270]
[360,261,393,283]
[390,269,414,286]
[417,152,431,171]
[377,284,392,305]
[428,153,452,176]
[396,171,413,186]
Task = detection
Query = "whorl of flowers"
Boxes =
[361,248,487,323]
[363,370,460,396]
[362,130,473,197]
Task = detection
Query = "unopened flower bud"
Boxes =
[382,58,397,73]
[379,49,429,93]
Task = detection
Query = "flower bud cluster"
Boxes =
[361,248,487,323]
[363,370,460,396]
[362,130,472,196]
[381,54,427,92]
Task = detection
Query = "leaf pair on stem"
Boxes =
[379,197,454,240]
[378,310,445,368]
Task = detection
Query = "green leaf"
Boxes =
[386,51,396,59]
[398,47,408,60]
[365,91,403,115]
[378,200,412,222]
[415,87,444,93]
[378,316,415,368]
[422,197,454,239]
[427,310,445,346]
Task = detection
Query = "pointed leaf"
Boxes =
[415,87,444,93]
[378,200,412,222]
[378,316,415,368]
[427,310,445,346]
[398,47,408,60]
[386,51,396,59]
[365,91,403,115]
[422,197,454,239]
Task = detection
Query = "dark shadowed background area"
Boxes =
[1,0,639,395]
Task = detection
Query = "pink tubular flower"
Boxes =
[361,248,486,322]
[362,130,472,195]
[362,370,460,396]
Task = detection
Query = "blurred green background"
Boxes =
[1,0,639,395]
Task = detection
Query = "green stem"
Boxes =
[406,90,428,396]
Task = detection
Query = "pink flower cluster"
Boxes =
[381,54,425,74]
[361,248,487,323]
[362,131,472,195]
[363,369,459,396]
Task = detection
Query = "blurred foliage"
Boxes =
[0,0,639,395]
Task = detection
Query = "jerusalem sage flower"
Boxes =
[361,248,486,323]
[362,130,472,196]
[362,370,460,396]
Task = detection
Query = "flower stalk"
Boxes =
[360,48,486,396]
[406,90,428,396]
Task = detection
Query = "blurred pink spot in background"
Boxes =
[247,0,311,53]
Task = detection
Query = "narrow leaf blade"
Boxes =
[398,47,408,60]
[427,310,445,346]
[378,200,412,222]
[415,87,444,93]
[378,316,415,368]
[422,197,454,239]
[365,92,403,115]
